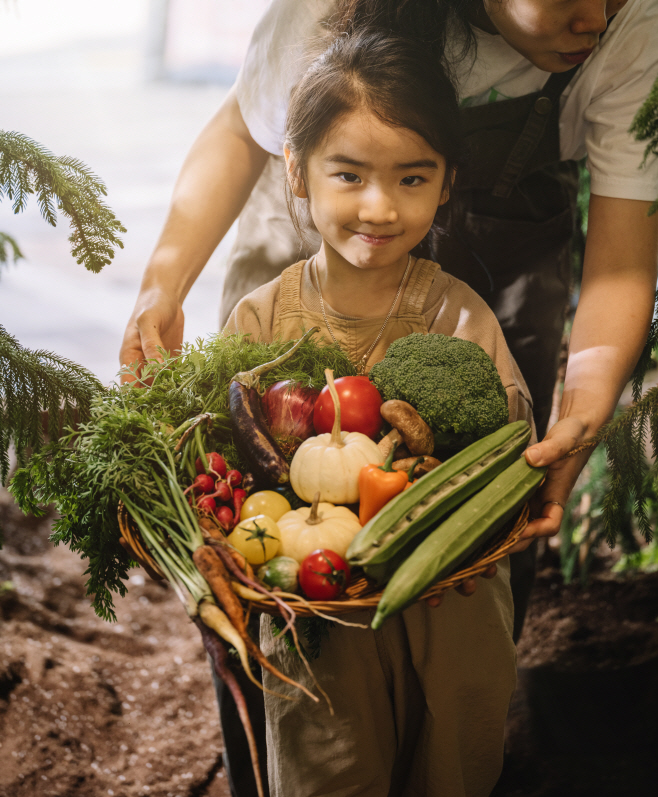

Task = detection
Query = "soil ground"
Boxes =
[0,488,230,797]
[2,488,657,797]
[494,545,658,797]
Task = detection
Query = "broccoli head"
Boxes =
[369,333,509,449]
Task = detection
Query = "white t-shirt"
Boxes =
[235,0,658,202]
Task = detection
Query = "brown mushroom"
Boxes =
[377,428,403,459]
[380,400,434,456]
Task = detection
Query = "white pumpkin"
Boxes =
[277,495,362,562]
[290,369,381,504]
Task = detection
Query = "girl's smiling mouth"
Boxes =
[354,232,399,246]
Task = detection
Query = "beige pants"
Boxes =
[260,558,516,797]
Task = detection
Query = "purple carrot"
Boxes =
[193,617,264,797]
[208,541,333,713]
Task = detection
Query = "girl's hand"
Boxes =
[426,563,498,607]
[508,416,592,554]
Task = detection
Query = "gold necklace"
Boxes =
[312,253,412,375]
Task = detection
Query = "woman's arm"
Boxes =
[513,193,658,551]
[119,87,269,379]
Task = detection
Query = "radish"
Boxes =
[212,481,232,504]
[196,452,227,479]
[232,488,248,528]
[227,469,242,488]
[197,495,217,513]
[215,505,234,531]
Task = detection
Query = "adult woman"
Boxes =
[121,0,657,551]
[121,3,656,790]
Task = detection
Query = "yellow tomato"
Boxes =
[240,490,292,523]
[227,515,281,565]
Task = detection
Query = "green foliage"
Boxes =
[369,332,508,448]
[9,333,355,619]
[570,381,658,548]
[0,324,103,485]
[0,130,126,495]
[561,446,613,583]
[0,131,126,272]
[0,232,23,269]
[629,71,658,216]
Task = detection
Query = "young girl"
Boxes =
[224,31,535,797]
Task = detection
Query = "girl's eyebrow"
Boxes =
[324,154,439,170]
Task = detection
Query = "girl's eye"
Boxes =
[338,172,360,183]
[401,175,424,186]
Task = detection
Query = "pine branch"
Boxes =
[630,71,658,215]
[565,385,658,546]
[0,131,126,272]
[0,324,104,484]
[0,232,23,270]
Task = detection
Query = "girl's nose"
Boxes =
[358,189,398,225]
[570,0,609,36]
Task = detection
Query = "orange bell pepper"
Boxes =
[358,448,408,526]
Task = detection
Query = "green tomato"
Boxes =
[258,557,300,593]
[228,514,281,566]
[240,490,292,523]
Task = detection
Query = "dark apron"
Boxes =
[432,67,580,642]
[436,66,580,439]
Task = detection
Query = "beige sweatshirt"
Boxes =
[224,258,535,436]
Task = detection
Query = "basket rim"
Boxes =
[118,502,529,616]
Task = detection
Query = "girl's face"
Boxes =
[481,0,628,71]
[286,109,449,274]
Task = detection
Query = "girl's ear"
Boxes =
[438,166,457,206]
[284,145,308,199]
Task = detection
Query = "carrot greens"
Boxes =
[9,332,355,620]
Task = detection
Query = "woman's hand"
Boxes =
[118,88,269,382]
[120,285,185,383]
[507,416,591,553]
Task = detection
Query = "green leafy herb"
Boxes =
[9,332,355,619]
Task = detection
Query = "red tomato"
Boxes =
[313,376,383,440]
[299,549,351,600]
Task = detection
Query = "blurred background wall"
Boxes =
[0,0,269,384]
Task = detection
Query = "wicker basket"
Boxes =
[118,503,528,616]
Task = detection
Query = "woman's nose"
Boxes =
[358,188,398,225]
[570,0,609,36]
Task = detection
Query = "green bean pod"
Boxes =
[347,420,532,582]
[371,455,547,629]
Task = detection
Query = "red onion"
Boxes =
[261,380,320,442]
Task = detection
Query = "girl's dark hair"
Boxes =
[285,29,464,252]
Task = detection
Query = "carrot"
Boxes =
[193,616,265,797]
[197,601,290,701]
[208,541,334,714]
[225,544,255,581]
[193,545,319,703]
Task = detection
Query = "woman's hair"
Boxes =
[328,0,481,62]
[285,28,463,251]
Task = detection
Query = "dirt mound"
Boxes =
[0,488,229,797]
